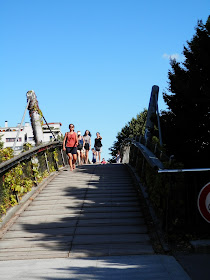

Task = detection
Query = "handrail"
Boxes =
[122,137,210,173]
[158,168,210,173]
[0,141,62,175]
[133,140,164,170]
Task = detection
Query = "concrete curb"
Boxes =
[125,163,170,253]
[190,240,210,253]
[0,167,65,239]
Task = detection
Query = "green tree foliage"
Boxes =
[0,135,3,150]
[56,134,64,141]
[0,147,14,164]
[161,16,210,167]
[22,143,33,152]
[109,109,147,161]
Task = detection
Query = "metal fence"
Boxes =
[122,138,210,235]
[0,141,68,215]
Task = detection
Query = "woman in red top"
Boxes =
[63,124,78,171]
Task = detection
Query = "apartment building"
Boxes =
[0,121,63,153]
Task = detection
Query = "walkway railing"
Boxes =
[121,137,210,235]
[0,141,68,215]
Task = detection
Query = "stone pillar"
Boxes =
[121,145,130,164]
[26,90,44,145]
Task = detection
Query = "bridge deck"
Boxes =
[0,164,154,260]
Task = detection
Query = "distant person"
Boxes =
[63,124,78,171]
[91,148,96,164]
[94,132,102,163]
[116,150,121,163]
[77,131,84,165]
[80,145,85,164]
[83,130,91,164]
[101,158,106,164]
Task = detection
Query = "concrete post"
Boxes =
[26,90,44,145]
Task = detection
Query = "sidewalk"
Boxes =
[0,255,191,280]
[175,253,210,280]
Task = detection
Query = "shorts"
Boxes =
[95,147,102,153]
[77,144,83,151]
[84,143,90,150]
[66,147,77,155]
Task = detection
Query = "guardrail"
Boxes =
[0,141,68,215]
[121,138,210,235]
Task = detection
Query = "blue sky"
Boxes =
[0,0,209,161]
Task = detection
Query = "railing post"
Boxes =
[53,149,59,171]
[139,135,142,143]
[31,157,38,186]
[44,152,50,173]
[145,138,148,147]
[169,155,175,165]
[60,148,66,166]
[154,143,157,154]
[14,191,20,204]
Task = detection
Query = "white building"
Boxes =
[0,121,63,153]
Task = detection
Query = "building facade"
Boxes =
[0,121,63,153]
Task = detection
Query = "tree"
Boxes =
[161,16,210,167]
[0,135,3,149]
[109,109,147,161]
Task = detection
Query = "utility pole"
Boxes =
[26,90,44,145]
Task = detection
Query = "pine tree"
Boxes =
[161,16,210,167]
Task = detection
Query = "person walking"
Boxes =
[116,150,121,163]
[94,132,102,163]
[101,158,106,164]
[77,131,84,165]
[91,148,97,164]
[63,124,78,171]
[83,130,91,164]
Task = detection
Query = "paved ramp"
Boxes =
[0,164,154,260]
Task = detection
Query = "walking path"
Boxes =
[0,164,191,279]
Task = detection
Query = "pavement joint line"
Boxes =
[0,168,66,240]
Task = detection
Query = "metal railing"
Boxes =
[0,141,68,215]
[121,137,210,234]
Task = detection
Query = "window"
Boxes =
[6,138,22,142]
[6,138,15,142]
[28,137,34,141]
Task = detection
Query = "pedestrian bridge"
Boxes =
[0,137,209,262]
[1,141,207,279]
[0,163,155,260]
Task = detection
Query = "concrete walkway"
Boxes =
[0,255,191,280]
[0,164,191,279]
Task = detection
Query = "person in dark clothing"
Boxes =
[94,132,102,163]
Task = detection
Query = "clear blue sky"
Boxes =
[0,0,209,161]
